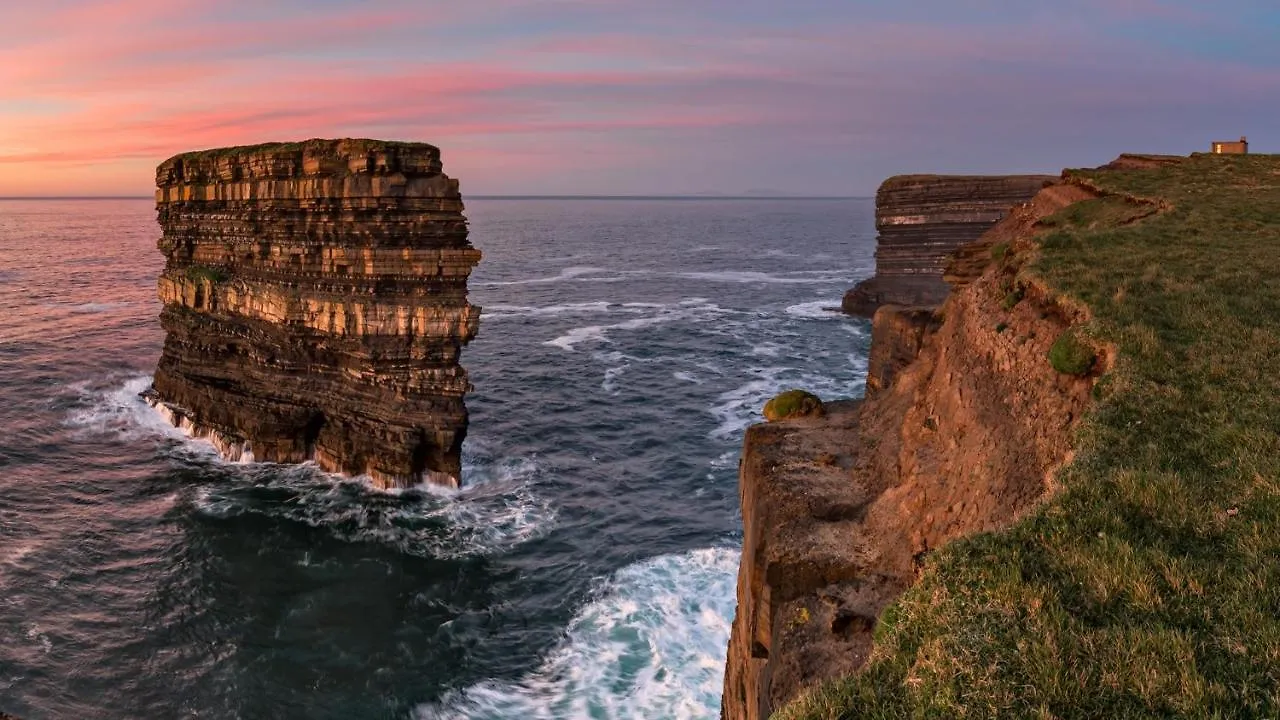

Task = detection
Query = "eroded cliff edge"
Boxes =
[842,174,1054,317]
[723,176,1103,719]
[729,152,1280,719]
[145,139,480,488]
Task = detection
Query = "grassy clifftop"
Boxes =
[779,154,1280,719]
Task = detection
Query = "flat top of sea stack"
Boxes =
[156,138,449,186]
[160,138,442,168]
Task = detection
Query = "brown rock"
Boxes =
[865,305,940,396]
[843,174,1055,316]
[145,139,480,488]
[724,177,1103,720]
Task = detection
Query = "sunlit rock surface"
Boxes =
[145,139,480,488]
[842,174,1054,316]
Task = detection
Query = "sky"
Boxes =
[0,0,1277,196]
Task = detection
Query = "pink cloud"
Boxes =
[0,0,1276,196]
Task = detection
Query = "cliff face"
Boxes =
[145,139,480,488]
[842,174,1055,316]
[723,178,1098,719]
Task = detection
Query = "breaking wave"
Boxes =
[416,547,739,720]
[66,376,556,560]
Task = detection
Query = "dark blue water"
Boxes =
[0,198,874,719]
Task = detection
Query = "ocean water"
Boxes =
[0,197,874,719]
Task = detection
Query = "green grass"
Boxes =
[185,265,228,284]
[169,138,440,164]
[764,389,824,422]
[1048,330,1096,375]
[776,154,1280,719]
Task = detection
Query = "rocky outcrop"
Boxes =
[144,139,480,488]
[723,176,1102,720]
[842,174,1055,316]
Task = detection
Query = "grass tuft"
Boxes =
[763,389,824,422]
[185,265,228,284]
[1048,330,1096,375]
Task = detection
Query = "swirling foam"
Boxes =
[190,454,553,561]
[416,547,739,720]
[482,302,619,320]
[675,270,855,285]
[545,301,736,352]
[707,364,866,439]
[473,266,616,287]
[784,299,844,319]
[69,377,555,560]
[65,375,212,450]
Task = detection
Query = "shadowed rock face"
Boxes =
[145,139,480,488]
[842,174,1054,316]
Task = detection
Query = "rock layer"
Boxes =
[842,174,1055,316]
[723,175,1102,720]
[146,139,480,488]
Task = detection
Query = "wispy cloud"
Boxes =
[0,0,1276,195]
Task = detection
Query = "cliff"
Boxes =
[842,174,1054,316]
[727,153,1280,719]
[723,177,1093,719]
[144,139,480,488]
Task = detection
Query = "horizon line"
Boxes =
[0,194,870,201]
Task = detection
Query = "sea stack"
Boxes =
[145,139,480,488]
[842,174,1055,316]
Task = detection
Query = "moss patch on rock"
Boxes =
[1048,330,1096,375]
[185,265,228,285]
[763,390,824,422]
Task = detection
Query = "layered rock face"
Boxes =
[145,139,480,488]
[842,174,1055,316]
[723,177,1103,720]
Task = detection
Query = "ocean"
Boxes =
[0,197,873,719]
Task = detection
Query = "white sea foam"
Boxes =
[784,299,844,319]
[482,302,619,320]
[25,625,52,655]
[673,371,703,385]
[70,377,554,559]
[749,342,782,358]
[65,375,214,452]
[675,270,853,285]
[545,301,736,352]
[601,363,628,394]
[484,299,722,326]
[39,301,133,314]
[546,315,677,352]
[473,266,613,287]
[707,365,866,440]
[191,449,554,560]
[707,373,783,439]
[415,547,740,720]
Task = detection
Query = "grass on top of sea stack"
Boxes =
[169,138,441,163]
[777,153,1280,719]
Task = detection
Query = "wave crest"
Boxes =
[416,547,739,719]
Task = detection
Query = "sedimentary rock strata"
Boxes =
[842,174,1054,316]
[724,175,1101,720]
[145,139,480,488]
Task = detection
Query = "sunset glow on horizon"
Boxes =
[1,0,1278,196]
